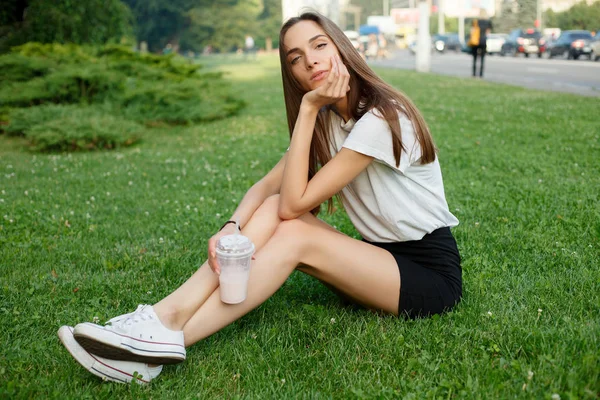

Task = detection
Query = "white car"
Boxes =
[486,33,507,54]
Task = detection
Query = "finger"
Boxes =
[333,56,347,96]
[326,55,337,84]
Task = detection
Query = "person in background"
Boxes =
[469,12,493,78]
[244,35,256,59]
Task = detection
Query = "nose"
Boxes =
[304,53,319,69]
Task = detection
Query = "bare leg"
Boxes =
[181,216,400,346]
[153,195,283,330]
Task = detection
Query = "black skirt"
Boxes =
[364,227,462,319]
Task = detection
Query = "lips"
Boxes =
[310,70,328,81]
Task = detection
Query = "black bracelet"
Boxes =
[219,220,238,231]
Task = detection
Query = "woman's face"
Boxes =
[283,20,340,92]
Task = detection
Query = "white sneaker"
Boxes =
[58,326,162,384]
[73,305,186,365]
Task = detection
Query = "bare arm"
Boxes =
[279,55,374,219]
[207,153,286,273]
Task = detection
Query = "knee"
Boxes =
[271,219,310,251]
[252,194,280,220]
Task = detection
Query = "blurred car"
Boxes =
[486,33,507,54]
[592,33,600,61]
[408,39,434,54]
[501,29,545,57]
[546,30,593,59]
[432,33,462,53]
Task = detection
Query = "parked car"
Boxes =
[546,30,593,59]
[588,32,600,61]
[501,29,545,57]
[486,33,508,54]
[432,33,462,53]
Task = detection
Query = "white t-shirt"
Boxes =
[328,108,458,242]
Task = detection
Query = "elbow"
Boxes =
[277,204,301,220]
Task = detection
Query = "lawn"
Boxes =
[1,54,598,399]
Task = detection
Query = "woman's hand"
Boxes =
[207,224,256,275]
[302,54,350,111]
[207,223,238,275]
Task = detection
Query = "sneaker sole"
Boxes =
[58,326,150,384]
[73,323,186,365]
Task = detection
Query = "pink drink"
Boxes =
[216,234,255,304]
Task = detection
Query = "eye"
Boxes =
[316,43,327,50]
[290,56,301,65]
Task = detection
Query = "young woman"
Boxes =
[58,12,462,384]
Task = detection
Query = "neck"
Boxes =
[333,96,350,122]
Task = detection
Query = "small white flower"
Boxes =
[527,370,534,380]
[147,291,152,295]
[93,316,99,323]
[106,192,111,196]
[86,213,91,219]
[330,318,336,324]
[128,181,133,186]
[24,190,28,196]
[199,196,204,201]
[159,237,164,243]
[551,394,560,400]
[281,378,286,384]
[70,211,74,215]
[145,211,150,216]
[90,196,95,201]
[537,308,542,313]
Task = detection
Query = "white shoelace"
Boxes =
[105,304,153,329]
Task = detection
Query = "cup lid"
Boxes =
[216,234,254,255]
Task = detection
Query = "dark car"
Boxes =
[432,33,462,53]
[547,30,594,59]
[501,28,546,57]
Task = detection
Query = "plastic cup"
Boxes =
[216,233,255,304]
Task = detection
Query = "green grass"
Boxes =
[1,54,599,399]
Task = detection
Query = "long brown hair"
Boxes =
[278,11,436,214]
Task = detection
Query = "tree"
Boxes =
[257,0,282,51]
[493,0,538,33]
[555,1,600,31]
[183,1,260,53]
[429,14,459,34]
[0,0,133,53]
[350,0,384,25]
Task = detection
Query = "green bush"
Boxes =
[12,42,94,64]
[0,42,244,152]
[0,54,54,86]
[2,104,85,136]
[122,80,244,124]
[25,108,144,152]
[0,65,125,107]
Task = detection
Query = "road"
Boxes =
[369,49,600,97]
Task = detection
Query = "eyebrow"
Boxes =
[286,34,327,57]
